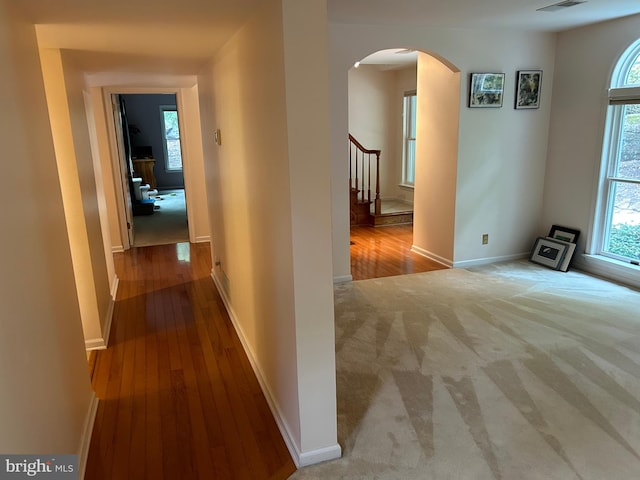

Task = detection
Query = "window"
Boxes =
[596,41,640,263]
[160,106,183,171]
[402,92,417,186]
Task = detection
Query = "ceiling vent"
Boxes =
[537,0,586,12]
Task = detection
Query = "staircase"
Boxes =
[349,134,413,226]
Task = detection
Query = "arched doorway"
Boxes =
[346,48,461,280]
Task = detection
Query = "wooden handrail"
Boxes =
[349,134,382,217]
[348,134,381,155]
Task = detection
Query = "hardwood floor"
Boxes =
[86,242,296,480]
[350,224,446,280]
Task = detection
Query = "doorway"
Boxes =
[348,49,419,279]
[115,93,189,247]
[347,48,461,279]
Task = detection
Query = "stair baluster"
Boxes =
[348,134,382,224]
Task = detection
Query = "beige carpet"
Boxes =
[291,260,640,479]
[133,189,189,247]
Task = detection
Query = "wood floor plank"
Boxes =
[350,224,447,280]
[144,310,164,480]
[128,289,148,480]
[189,339,226,448]
[195,321,253,479]
[172,284,216,478]
[211,445,233,480]
[156,284,183,479]
[110,281,141,479]
[89,282,130,479]
[86,242,295,480]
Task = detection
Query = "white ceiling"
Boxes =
[19,0,264,76]
[328,0,640,32]
[14,0,640,76]
[357,49,419,69]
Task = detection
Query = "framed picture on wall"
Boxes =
[515,70,542,109]
[468,73,505,108]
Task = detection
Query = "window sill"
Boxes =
[578,253,640,289]
[398,184,414,190]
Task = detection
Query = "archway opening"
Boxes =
[347,48,461,280]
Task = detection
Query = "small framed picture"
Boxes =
[515,70,542,109]
[548,225,580,244]
[469,73,505,108]
[530,237,568,270]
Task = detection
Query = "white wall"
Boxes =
[543,13,640,287]
[198,0,338,466]
[282,0,338,461]
[88,87,125,252]
[40,48,113,349]
[330,24,556,277]
[412,52,460,265]
[61,52,114,326]
[348,65,393,200]
[0,0,93,454]
[83,89,118,301]
[179,84,211,244]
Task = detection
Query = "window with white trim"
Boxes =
[596,40,640,263]
[402,91,417,186]
[160,106,183,171]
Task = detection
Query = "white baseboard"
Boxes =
[85,338,107,351]
[411,245,452,268]
[385,195,414,206]
[100,304,113,348]
[111,245,124,253]
[411,246,530,270]
[103,276,119,347]
[195,235,211,243]
[85,275,118,351]
[454,252,529,269]
[333,274,352,284]
[110,275,119,299]
[298,444,342,467]
[210,272,298,459]
[78,392,99,479]
[210,271,338,468]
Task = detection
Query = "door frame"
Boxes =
[108,93,135,248]
[102,86,196,249]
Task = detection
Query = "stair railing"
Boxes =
[349,134,381,216]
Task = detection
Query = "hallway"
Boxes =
[86,243,296,479]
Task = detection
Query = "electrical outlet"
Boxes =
[482,234,489,245]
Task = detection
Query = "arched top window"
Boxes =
[594,40,640,264]
[612,41,640,87]
[624,54,640,85]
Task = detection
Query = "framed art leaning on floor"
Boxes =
[530,236,568,270]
